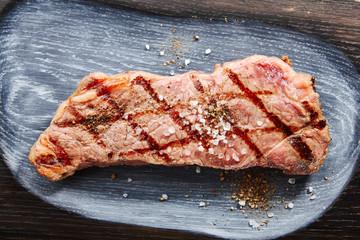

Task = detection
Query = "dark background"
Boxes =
[0,0,359,239]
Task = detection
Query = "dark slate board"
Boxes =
[0,0,359,239]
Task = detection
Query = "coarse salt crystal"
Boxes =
[159,50,164,56]
[196,166,201,173]
[190,100,198,107]
[195,124,201,131]
[205,49,211,55]
[163,131,171,136]
[218,153,224,159]
[158,94,164,101]
[249,220,260,229]
[128,178,133,182]
[185,59,191,65]
[209,148,214,154]
[228,141,235,147]
[211,139,219,146]
[123,193,128,198]
[288,178,296,184]
[308,186,313,193]
[199,201,206,207]
[212,129,219,136]
[162,194,168,200]
[257,121,263,126]
[184,149,191,156]
[310,194,316,200]
[168,126,176,134]
[145,44,150,50]
[267,212,274,218]
[288,202,294,209]
[170,70,175,76]
[239,200,246,206]
[198,146,204,152]
[224,122,231,131]
[200,118,206,124]
[218,135,226,141]
[233,153,239,162]
[135,127,142,135]
[226,155,231,161]
[241,149,248,155]
[124,113,129,120]
[198,107,203,114]
[223,139,228,144]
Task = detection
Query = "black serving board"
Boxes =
[0,0,360,239]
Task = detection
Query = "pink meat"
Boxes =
[29,55,331,181]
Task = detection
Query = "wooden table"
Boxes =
[1,0,359,239]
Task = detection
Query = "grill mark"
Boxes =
[191,77,205,93]
[289,136,313,161]
[132,76,209,148]
[227,69,314,162]
[247,127,281,134]
[301,101,326,130]
[231,126,262,158]
[254,90,273,95]
[37,137,72,167]
[126,113,172,163]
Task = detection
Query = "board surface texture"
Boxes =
[0,0,360,239]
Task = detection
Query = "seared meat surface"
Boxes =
[29,55,330,181]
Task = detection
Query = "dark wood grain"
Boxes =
[0,0,359,239]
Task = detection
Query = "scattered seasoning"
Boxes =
[196,166,201,173]
[324,176,328,181]
[199,201,206,207]
[205,48,211,55]
[123,193,128,198]
[170,70,175,76]
[288,178,296,185]
[310,194,316,200]
[213,222,216,226]
[288,202,294,209]
[185,59,191,65]
[308,186,313,193]
[194,35,200,41]
[185,195,189,198]
[110,174,116,180]
[127,177,133,183]
[230,206,235,211]
[224,17,228,24]
[160,197,165,201]
[159,50,165,56]
[267,212,274,218]
[281,55,292,67]
[171,28,176,33]
[145,44,150,50]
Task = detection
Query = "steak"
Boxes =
[29,55,331,181]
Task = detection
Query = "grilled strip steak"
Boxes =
[29,55,331,181]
